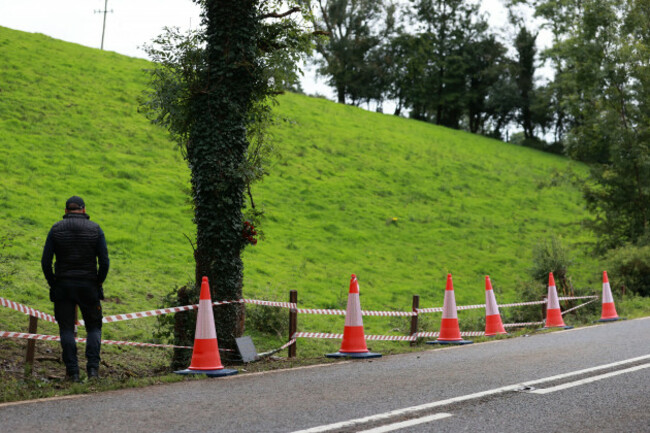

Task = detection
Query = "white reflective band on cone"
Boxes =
[547,285,560,309]
[344,293,363,327]
[195,299,217,339]
[486,290,500,316]
[602,282,614,303]
[442,290,458,319]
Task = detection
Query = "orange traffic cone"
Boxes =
[544,272,573,329]
[326,274,381,358]
[428,274,473,345]
[484,276,507,336]
[599,271,620,322]
[175,277,238,377]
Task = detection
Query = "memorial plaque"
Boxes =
[235,336,259,363]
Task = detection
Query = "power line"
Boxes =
[94,0,114,50]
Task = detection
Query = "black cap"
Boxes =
[65,196,85,210]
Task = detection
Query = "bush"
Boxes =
[530,235,575,297]
[508,279,546,324]
[606,244,650,296]
[245,304,288,338]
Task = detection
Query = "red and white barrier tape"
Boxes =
[455,331,486,337]
[0,297,57,323]
[497,300,547,308]
[0,298,600,353]
[104,298,296,323]
[0,294,601,327]
[103,304,198,323]
[296,308,417,317]
[561,298,598,315]
[499,296,597,311]
[101,299,296,324]
[296,308,346,315]
[244,299,296,309]
[502,298,597,328]
[417,295,598,314]
[503,321,545,328]
[413,331,439,338]
[279,338,297,350]
[360,309,417,317]
[257,338,299,358]
[292,332,415,341]
[0,296,297,326]
[415,306,444,313]
[0,330,192,349]
[292,331,485,341]
[412,331,487,338]
[559,295,599,301]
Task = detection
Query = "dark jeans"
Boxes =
[53,284,103,374]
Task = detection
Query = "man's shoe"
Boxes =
[66,372,81,383]
[87,367,99,380]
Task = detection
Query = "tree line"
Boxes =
[310,0,550,145]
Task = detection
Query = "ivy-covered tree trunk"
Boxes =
[187,0,259,351]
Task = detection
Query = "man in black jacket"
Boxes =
[41,196,109,382]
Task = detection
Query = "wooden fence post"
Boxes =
[289,290,297,358]
[541,296,547,322]
[410,295,419,347]
[24,315,38,376]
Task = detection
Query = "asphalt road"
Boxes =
[1,318,648,433]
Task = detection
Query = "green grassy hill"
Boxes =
[0,26,602,348]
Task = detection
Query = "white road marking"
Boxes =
[520,354,650,387]
[291,384,523,433]
[292,354,650,433]
[530,363,650,394]
[356,413,453,433]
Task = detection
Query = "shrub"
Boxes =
[244,286,289,338]
[530,235,575,297]
[509,279,547,324]
[606,243,650,296]
[245,304,288,338]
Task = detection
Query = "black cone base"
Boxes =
[426,339,473,345]
[326,351,382,359]
[174,368,239,377]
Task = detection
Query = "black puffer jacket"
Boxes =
[51,214,101,279]
[41,213,110,291]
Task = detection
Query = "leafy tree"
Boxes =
[534,0,650,249]
[310,0,396,104]
[141,1,313,353]
[464,35,509,134]
[380,32,427,116]
[407,0,491,128]
[513,24,538,140]
[483,68,519,140]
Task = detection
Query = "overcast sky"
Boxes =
[0,0,542,103]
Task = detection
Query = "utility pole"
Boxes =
[94,0,113,50]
